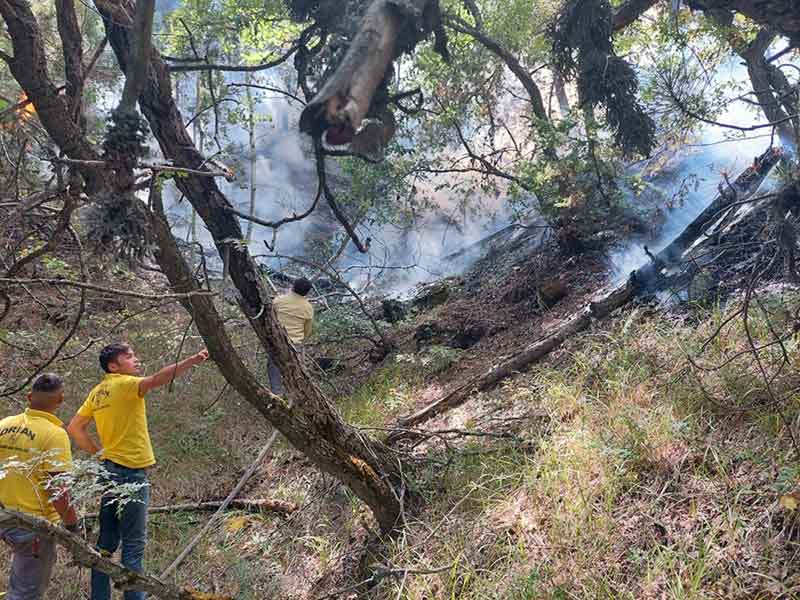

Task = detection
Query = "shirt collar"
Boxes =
[24,408,63,427]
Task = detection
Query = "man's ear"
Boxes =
[26,391,32,404]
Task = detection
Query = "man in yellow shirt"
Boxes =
[0,373,78,600]
[67,342,208,600]
[269,277,314,395]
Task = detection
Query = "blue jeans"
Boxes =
[0,526,57,600]
[91,460,150,600]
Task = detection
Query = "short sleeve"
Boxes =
[120,375,145,399]
[76,393,95,417]
[42,428,72,473]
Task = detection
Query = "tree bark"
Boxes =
[737,28,799,147]
[688,0,800,40]
[54,0,84,121]
[118,0,155,114]
[553,70,571,118]
[299,0,435,136]
[92,0,407,533]
[612,0,661,30]
[246,72,257,244]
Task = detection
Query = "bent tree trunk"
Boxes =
[0,0,405,533]
[82,0,405,533]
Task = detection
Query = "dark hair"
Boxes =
[293,277,312,296]
[99,343,131,373]
[32,373,64,393]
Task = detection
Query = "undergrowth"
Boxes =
[5,291,800,599]
[364,294,800,599]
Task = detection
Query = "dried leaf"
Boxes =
[780,493,799,511]
[224,515,249,533]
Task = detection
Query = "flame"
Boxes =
[1,93,37,130]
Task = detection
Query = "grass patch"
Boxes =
[368,295,800,599]
[338,359,426,427]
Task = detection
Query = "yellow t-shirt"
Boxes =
[273,291,314,344]
[0,409,72,522]
[77,374,155,469]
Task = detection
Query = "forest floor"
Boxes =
[3,236,800,600]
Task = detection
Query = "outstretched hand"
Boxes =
[192,349,209,365]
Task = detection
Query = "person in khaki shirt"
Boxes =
[268,277,314,395]
[67,342,207,600]
[0,373,78,600]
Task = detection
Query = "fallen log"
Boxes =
[390,147,787,437]
[85,498,297,519]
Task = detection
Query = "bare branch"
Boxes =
[86,498,298,519]
[314,137,371,253]
[166,43,302,73]
[226,182,322,230]
[1,220,86,397]
[226,82,306,106]
[0,508,229,600]
[0,277,218,300]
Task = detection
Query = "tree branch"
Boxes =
[225,182,322,230]
[612,0,660,31]
[166,43,301,73]
[0,509,229,600]
[444,14,549,125]
[54,0,84,121]
[118,0,155,114]
[226,82,305,106]
[0,277,218,300]
[313,137,370,252]
[86,498,297,518]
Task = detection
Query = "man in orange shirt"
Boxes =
[0,373,78,600]
[67,343,207,600]
[269,277,314,395]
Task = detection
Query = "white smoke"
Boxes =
[609,52,798,282]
